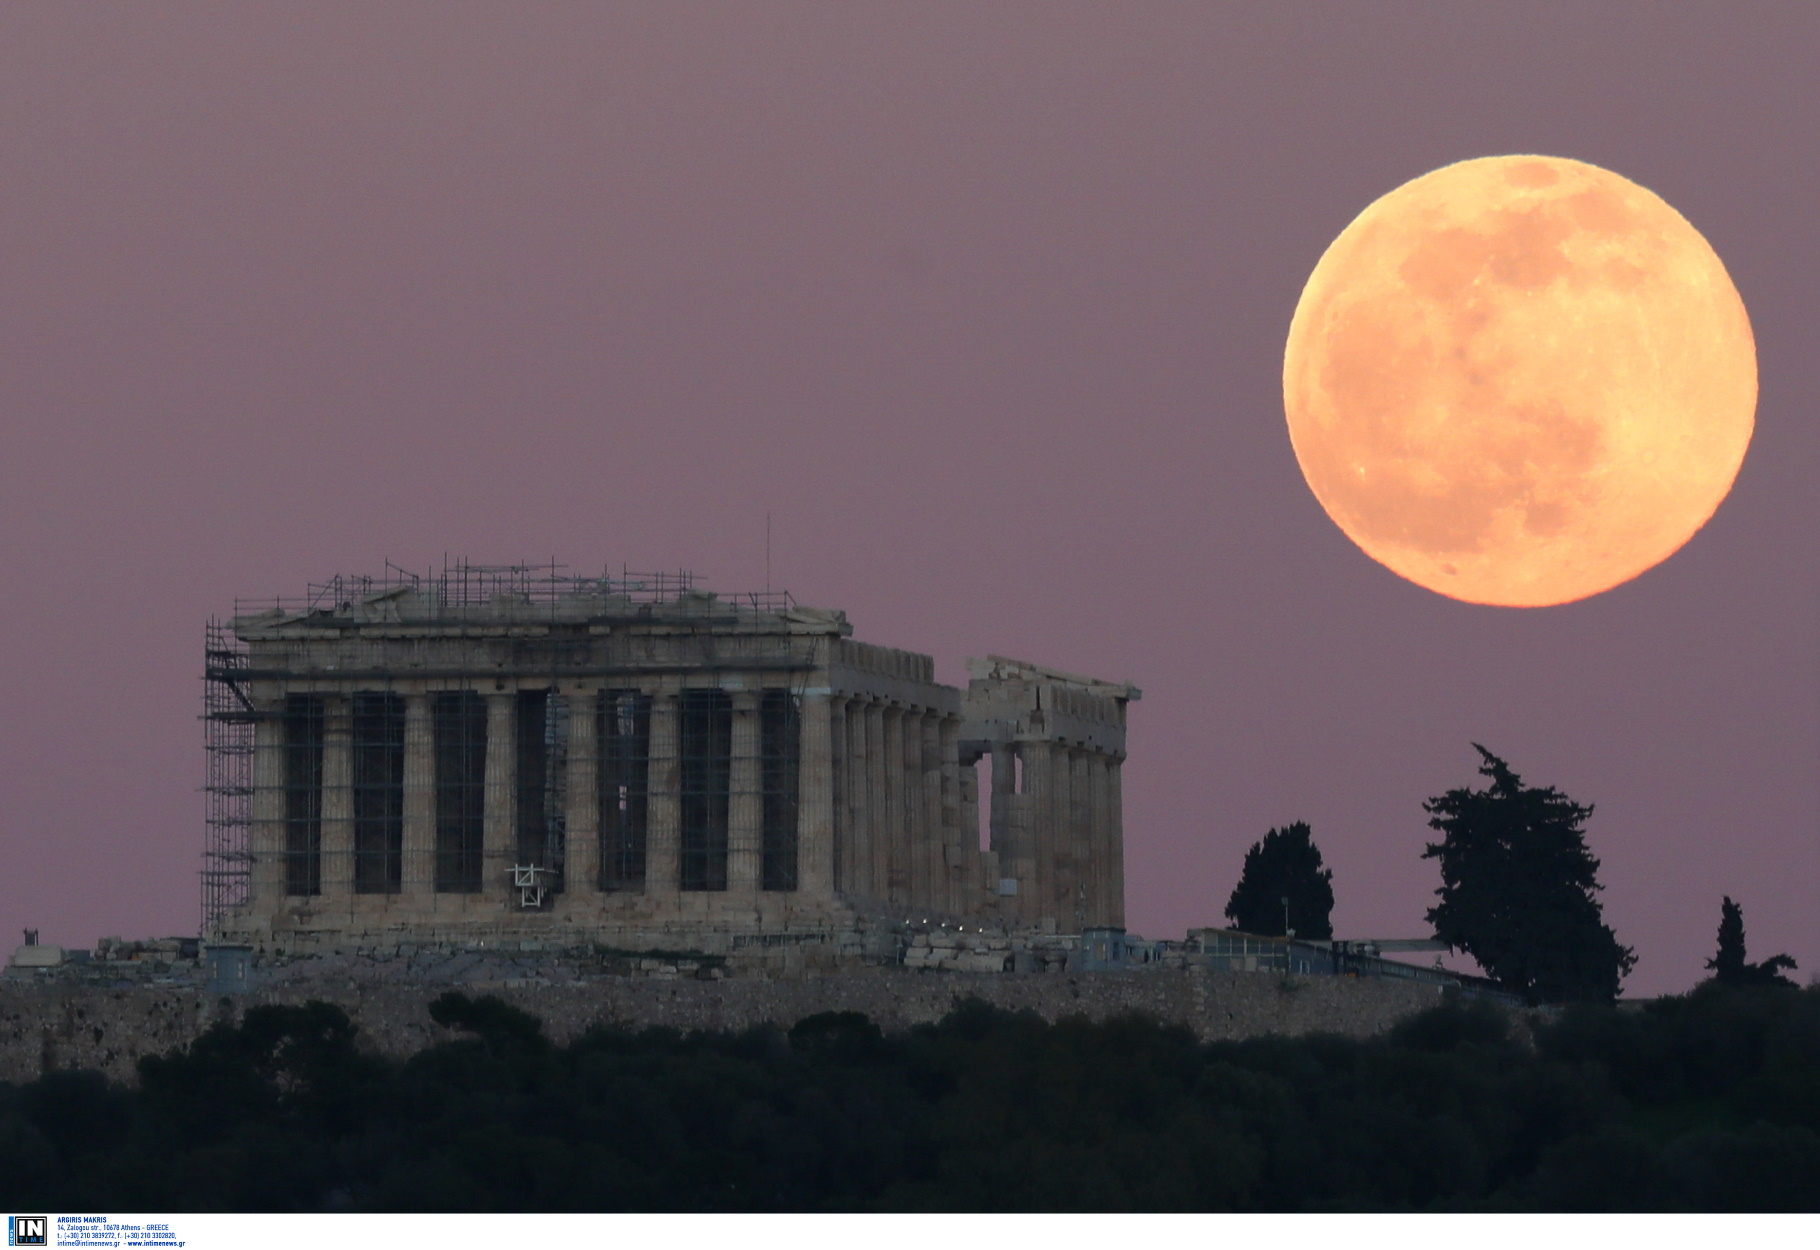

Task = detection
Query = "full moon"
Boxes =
[1283,155,1756,607]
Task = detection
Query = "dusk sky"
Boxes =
[1,5,1813,996]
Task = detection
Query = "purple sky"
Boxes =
[1,5,1813,996]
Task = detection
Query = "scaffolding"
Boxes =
[202,618,257,934]
[232,557,794,620]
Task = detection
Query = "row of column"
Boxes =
[990,740,1125,931]
[823,698,1128,930]
[248,685,833,908]
[829,698,972,919]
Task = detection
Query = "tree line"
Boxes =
[2,985,1817,1211]
[1223,745,1797,1003]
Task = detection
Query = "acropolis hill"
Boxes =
[3,561,1482,1083]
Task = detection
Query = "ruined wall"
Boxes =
[1,968,1449,1086]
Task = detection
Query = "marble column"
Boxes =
[938,715,962,916]
[798,687,835,898]
[645,690,681,899]
[1070,748,1093,932]
[903,710,923,912]
[1080,750,1101,927]
[483,692,515,901]
[825,695,847,898]
[319,698,354,903]
[865,702,887,906]
[989,742,1017,899]
[962,751,986,902]
[1021,740,1054,926]
[1088,751,1113,928]
[249,700,285,912]
[916,711,941,914]
[1107,756,1126,928]
[401,694,434,901]
[564,690,599,895]
[883,706,909,905]
[727,691,762,896]
[1050,744,1073,927]
[845,699,871,900]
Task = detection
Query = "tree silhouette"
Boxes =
[9,989,1820,1211]
[1224,821,1334,938]
[1422,745,1635,1003]
[1706,896,1798,988]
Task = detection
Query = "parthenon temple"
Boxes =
[204,563,1139,967]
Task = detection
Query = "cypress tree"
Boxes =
[1706,896,1798,988]
[1422,745,1635,1003]
[1224,821,1335,939]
